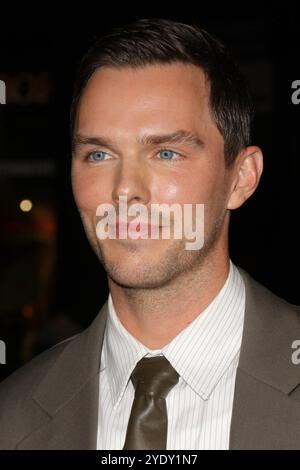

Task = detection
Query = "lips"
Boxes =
[113,221,162,238]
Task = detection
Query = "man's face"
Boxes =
[71,63,233,289]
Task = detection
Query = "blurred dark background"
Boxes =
[0,8,299,381]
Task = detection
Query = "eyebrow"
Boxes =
[72,129,205,153]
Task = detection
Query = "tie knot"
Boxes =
[130,356,179,399]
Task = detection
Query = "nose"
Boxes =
[112,158,151,207]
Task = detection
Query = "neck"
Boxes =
[109,245,230,349]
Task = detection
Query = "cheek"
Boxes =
[160,168,227,238]
[71,167,109,214]
[155,168,218,206]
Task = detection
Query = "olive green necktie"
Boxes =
[123,355,179,450]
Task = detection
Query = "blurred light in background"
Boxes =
[19,199,33,212]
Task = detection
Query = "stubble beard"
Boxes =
[82,209,227,291]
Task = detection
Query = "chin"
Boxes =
[107,268,165,289]
[99,240,165,264]
[102,253,171,288]
[97,239,195,288]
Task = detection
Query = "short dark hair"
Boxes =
[70,18,254,167]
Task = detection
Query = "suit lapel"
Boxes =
[229,267,300,449]
[17,302,109,449]
[17,375,100,449]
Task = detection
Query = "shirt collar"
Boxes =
[103,260,245,406]
[162,260,245,399]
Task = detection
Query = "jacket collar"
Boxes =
[236,266,300,395]
[229,267,300,449]
[17,302,109,449]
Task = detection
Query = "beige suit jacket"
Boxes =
[0,267,300,449]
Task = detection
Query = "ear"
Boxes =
[227,146,263,210]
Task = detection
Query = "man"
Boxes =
[1,18,300,450]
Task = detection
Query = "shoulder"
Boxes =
[237,264,300,319]
[0,302,108,449]
[0,334,79,448]
[0,334,77,413]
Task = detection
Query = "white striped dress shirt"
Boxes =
[97,260,245,450]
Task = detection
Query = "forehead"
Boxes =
[76,63,213,135]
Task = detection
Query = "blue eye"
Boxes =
[159,149,179,160]
[88,151,107,162]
